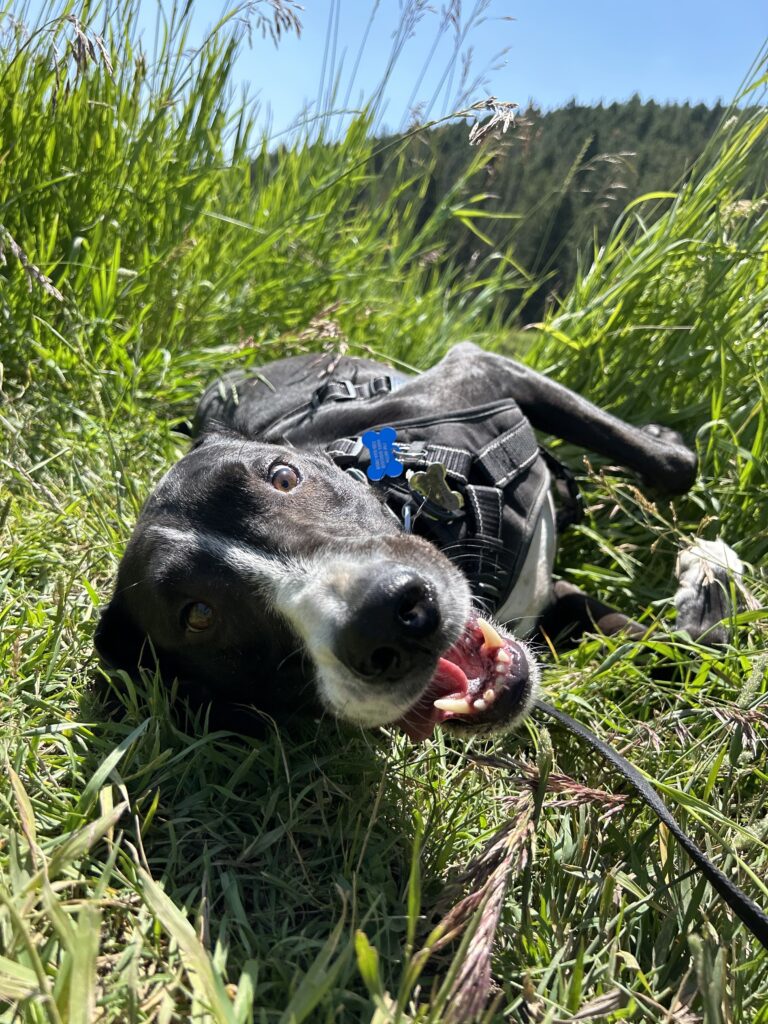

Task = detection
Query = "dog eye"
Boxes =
[183,601,214,632]
[269,464,301,492]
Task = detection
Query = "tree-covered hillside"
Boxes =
[371,98,737,321]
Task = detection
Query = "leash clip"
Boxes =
[401,502,413,534]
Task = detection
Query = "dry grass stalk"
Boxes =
[428,790,534,1022]
[239,0,303,45]
[297,303,346,344]
[67,14,97,72]
[468,96,518,146]
[471,754,629,820]
[0,224,64,301]
[712,705,766,757]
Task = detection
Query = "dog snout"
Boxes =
[336,570,442,682]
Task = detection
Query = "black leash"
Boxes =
[535,699,768,951]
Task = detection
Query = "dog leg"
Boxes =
[537,539,750,653]
[674,538,749,646]
[445,343,698,495]
[535,580,646,650]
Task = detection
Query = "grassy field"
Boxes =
[1,3,767,1021]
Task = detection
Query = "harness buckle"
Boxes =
[325,437,365,465]
[335,380,359,400]
[313,379,359,407]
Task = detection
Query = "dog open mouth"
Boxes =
[394,613,533,741]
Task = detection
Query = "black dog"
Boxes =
[96,343,743,739]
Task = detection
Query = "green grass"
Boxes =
[1,3,767,1021]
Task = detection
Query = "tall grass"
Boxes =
[1,3,766,1022]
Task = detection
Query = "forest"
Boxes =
[367,98,737,319]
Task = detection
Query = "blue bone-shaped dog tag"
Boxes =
[362,427,404,481]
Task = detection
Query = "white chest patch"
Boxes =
[496,490,556,634]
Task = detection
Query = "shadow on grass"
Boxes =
[80,666,460,1012]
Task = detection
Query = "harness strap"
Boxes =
[477,420,539,487]
[395,442,473,482]
[465,484,504,541]
[313,375,394,405]
[325,437,364,464]
[539,446,584,530]
[535,699,768,951]
[326,437,474,483]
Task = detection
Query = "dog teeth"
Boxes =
[483,688,496,704]
[495,649,511,664]
[477,617,504,651]
[433,697,473,715]
[473,698,487,712]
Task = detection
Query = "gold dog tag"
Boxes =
[408,463,464,512]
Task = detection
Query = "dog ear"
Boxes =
[94,597,148,672]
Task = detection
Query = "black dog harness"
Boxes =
[197,351,590,619]
[311,373,565,614]
[196,358,576,613]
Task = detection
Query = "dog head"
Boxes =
[96,433,537,739]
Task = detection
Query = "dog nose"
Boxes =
[336,571,441,682]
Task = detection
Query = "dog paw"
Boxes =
[639,424,698,494]
[674,538,746,646]
[642,422,687,448]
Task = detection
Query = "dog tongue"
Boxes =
[393,657,469,742]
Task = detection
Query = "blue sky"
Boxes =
[179,0,768,139]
